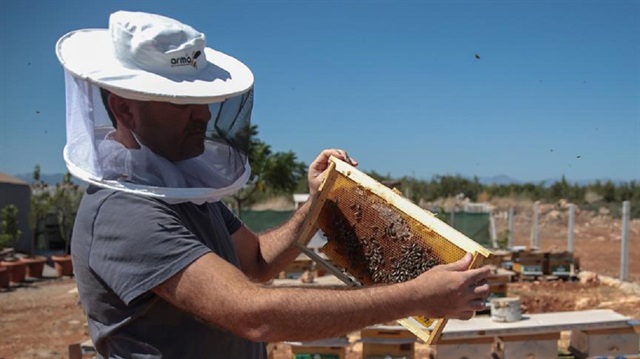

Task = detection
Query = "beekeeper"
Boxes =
[56,10,490,358]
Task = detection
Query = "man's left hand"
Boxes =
[308,149,357,197]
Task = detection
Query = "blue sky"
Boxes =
[1,1,639,183]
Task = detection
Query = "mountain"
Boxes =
[572,178,631,186]
[477,175,521,186]
[477,175,632,187]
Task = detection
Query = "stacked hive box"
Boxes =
[360,325,416,359]
[495,332,561,359]
[569,323,640,359]
[288,337,350,359]
[434,336,495,358]
[511,250,545,278]
[544,251,576,277]
[486,268,513,304]
[487,249,511,268]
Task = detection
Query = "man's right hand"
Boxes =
[408,253,491,320]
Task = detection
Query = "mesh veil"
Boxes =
[63,70,252,204]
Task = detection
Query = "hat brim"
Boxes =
[56,29,254,104]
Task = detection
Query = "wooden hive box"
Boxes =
[486,268,513,303]
[288,337,350,359]
[487,249,511,268]
[512,250,545,277]
[569,324,640,359]
[495,332,561,359]
[290,346,346,359]
[434,336,495,359]
[297,157,493,344]
[360,325,416,359]
[544,251,576,277]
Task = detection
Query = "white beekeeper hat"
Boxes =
[57,10,253,104]
[56,10,255,203]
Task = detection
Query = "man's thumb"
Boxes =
[443,252,473,271]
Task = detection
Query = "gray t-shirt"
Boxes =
[71,186,266,358]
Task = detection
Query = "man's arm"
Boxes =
[153,251,490,343]
[232,200,313,282]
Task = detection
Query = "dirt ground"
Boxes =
[1,202,638,359]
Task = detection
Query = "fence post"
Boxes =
[508,208,514,248]
[449,205,455,226]
[568,203,575,252]
[489,212,497,248]
[531,203,539,249]
[620,201,630,282]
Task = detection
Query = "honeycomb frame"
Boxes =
[297,156,493,344]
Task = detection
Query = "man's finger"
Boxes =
[464,265,491,283]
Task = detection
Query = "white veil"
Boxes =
[63,70,252,204]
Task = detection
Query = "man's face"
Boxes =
[129,101,212,162]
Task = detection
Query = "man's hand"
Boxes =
[308,149,357,197]
[409,253,491,320]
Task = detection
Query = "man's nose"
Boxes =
[190,104,211,122]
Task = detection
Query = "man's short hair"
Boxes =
[100,88,117,128]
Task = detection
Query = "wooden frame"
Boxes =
[297,157,493,344]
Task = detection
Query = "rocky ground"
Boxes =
[0,200,638,359]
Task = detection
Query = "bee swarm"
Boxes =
[319,186,442,285]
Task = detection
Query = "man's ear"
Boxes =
[107,94,136,130]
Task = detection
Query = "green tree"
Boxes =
[0,204,22,250]
[548,175,570,201]
[231,125,306,216]
[428,175,482,201]
[50,172,82,254]
[602,180,616,203]
[29,164,52,257]
[496,229,510,249]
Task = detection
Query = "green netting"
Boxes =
[443,212,491,247]
[238,210,294,233]
[238,210,490,247]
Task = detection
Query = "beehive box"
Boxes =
[361,325,416,359]
[513,250,545,263]
[289,337,349,359]
[569,325,640,359]
[512,250,545,277]
[495,332,561,359]
[297,157,493,344]
[434,336,495,359]
[290,346,346,359]
[486,268,513,302]
[544,251,576,277]
[487,249,511,267]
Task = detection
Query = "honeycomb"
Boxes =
[318,186,450,286]
[298,156,493,344]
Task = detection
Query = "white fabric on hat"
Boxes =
[56,11,253,104]
[110,11,206,75]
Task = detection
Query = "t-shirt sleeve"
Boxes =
[89,193,212,305]
[218,202,242,235]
